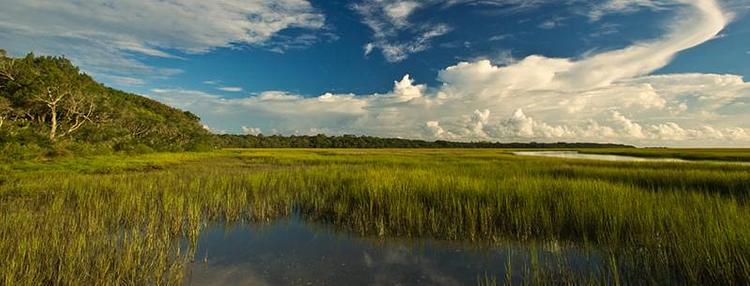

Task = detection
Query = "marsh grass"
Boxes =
[1,149,749,284]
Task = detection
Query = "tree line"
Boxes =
[214,134,632,149]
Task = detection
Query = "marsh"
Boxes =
[1,149,749,284]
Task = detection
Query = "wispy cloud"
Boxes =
[538,20,558,29]
[0,0,326,85]
[488,34,511,41]
[204,80,243,92]
[353,0,452,62]
[351,0,576,62]
[587,0,670,21]
[217,87,243,92]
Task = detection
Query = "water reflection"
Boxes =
[512,151,686,162]
[185,216,603,285]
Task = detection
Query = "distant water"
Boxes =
[511,151,686,162]
[512,151,750,166]
[184,216,604,286]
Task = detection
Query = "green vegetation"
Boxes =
[2,149,749,284]
[0,50,213,160]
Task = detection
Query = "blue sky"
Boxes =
[1,0,749,146]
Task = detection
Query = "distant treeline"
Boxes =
[215,134,633,149]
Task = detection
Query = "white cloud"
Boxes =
[435,0,728,93]
[353,0,453,62]
[588,0,671,21]
[538,20,559,29]
[353,0,554,62]
[424,121,457,139]
[205,80,243,93]
[488,34,511,41]
[153,70,749,146]
[392,74,426,101]
[384,1,421,27]
[610,111,646,138]
[147,0,749,147]
[241,126,262,135]
[379,24,452,62]
[217,87,243,92]
[98,74,147,86]
[364,43,376,56]
[0,0,325,85]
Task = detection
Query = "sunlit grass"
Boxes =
[1,149,749,284]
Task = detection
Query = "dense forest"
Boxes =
[0,51,631,161]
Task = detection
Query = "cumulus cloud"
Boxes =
[0,0,325,85]
[241,126,263,136]
[144,0,748,146]
[153,71,749,145]
[424,121,457,139]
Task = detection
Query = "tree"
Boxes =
[0,96,11,128]
[0,52,214,155]
[0,50,16,86]
[58,89,95,139]
[33,81,95,141]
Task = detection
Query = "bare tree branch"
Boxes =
[33,83,75,141]
[0,58,16,83]
[60,93,95,138]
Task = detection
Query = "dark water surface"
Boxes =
[185,216,603,286]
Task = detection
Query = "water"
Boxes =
[512,151,687,162]
[512,151,750,166]
[185,216,604,285]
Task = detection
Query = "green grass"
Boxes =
[1,149,749,284]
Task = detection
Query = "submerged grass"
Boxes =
[1,149,749,284]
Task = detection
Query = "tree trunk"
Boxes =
[49,103,57,141]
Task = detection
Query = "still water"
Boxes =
[512,151,686,162]
[185,216,604,285]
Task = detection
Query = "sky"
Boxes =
[0,0,749,146]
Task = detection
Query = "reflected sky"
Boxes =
[185,216,601,286]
